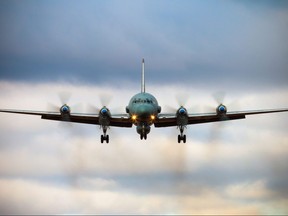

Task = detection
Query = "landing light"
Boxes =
[132,115,137,120]
[151,115,155,120]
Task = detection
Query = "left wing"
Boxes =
[0,109,132,127]
[155,108,288,127]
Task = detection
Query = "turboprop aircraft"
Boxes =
[1,59,288,143]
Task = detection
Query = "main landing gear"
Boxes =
[177,126,186,143]
[101,126,109,143]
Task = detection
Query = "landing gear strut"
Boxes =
[101,126,109,143]
[177,126,186,143]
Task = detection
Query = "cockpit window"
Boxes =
[133,98,155,104]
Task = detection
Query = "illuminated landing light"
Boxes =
[151,115,155,120]
[132,115,137,120]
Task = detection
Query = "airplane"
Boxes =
[0,59,288,143]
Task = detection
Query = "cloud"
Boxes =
[0,81,288,214]
[0,1,288,214]
[0,1,287,89]
[225,180,271,199]
[1,177,287,215]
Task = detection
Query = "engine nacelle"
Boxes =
[216,104,227,115]
[99,106,111,126]
[176,106,188,126]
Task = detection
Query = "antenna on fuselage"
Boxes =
[141,58,145,93]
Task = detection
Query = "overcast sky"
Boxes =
[0,0,288,214]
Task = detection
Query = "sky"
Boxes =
[0,0,288,214]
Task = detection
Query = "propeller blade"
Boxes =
[99,93,113,107]
[175,92,189,107]
[59,91,72,105]
[163,105,178,113]
[87,104,100,114]
[163,92,190,113]
[202,104,216,113]
[47,102,60,112]
[212,91,226,105]
[202,91,227,113]
[70,103,83,113]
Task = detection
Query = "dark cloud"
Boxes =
[0,0,287,89]
[235,0,288,10]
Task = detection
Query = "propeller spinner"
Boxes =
[60,104,71,114]
[216,104,227,115]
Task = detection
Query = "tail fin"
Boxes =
[141,58,145,93]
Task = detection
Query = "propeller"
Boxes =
[163,92,190,113]
[47,92,83,125]
[87,92,124,116]
[87,92,123,141]
[203,91,241,113]
[87,93,113,114]
[212,91,226,106]
[202,91,226,113]
[47,91,75,112]
[205,91,242,155]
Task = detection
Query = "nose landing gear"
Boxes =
[140,133,147,140]
[137,123,150,140]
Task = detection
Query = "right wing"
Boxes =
[155,108,288,127]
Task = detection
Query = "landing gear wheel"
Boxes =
[177,134,187,143]
[144,134,147,140]
[140,134,143,140]
[101,134,109,143]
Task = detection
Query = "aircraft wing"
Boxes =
[0,109,132,127]
[154,108,288,127]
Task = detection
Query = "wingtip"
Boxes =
[142,58,144,63]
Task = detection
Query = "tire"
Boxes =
[178,135,181,143]
[183,135,186,143]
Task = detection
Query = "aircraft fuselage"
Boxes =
[126,92,161,139]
